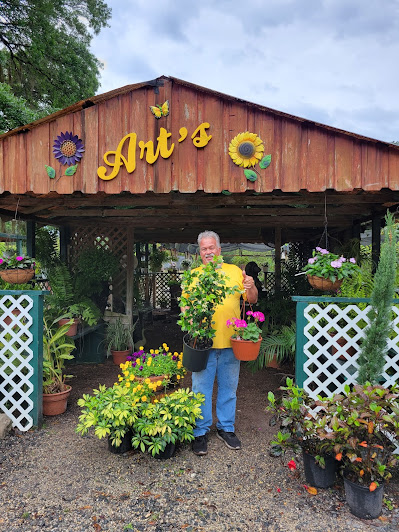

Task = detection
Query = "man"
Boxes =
[187,231,258,456]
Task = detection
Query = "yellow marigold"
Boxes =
[177,375,181,380]
[129,375,135,381]
[139,346,144,351]
[177,361,182,369]
[150,349,154,354]
[155,350,159,355]
[123,371,129,377]
[157,380,162,386]
[164,346,169,352]
[136,359,141,366]
[125,381,131,388]
[141,395,147,402]
[118,376,123,381]
[154,399,159,403]
[133,387,137,393]
[114,382,118,386]
[145,378,151,384]
[162,342,168,348]
[137,384,143,391]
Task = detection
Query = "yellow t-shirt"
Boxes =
[188,262,244,349]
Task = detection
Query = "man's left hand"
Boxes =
[242,270,258,303]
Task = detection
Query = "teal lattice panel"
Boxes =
[0,294,34,430]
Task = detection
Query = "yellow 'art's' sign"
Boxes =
[97,123,212,181]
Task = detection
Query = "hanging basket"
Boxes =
[307,275,342,291]
[230,337,262,361]
[0,269,34,284]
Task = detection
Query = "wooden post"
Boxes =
[26,221,36,258]
[371,215,381,274]
[125,227,135,326]
[274,226,282,292]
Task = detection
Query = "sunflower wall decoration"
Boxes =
[45,131,85,181]
[228,131,271,182]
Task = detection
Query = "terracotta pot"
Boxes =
[307,275,342,291]
[135,374,169,391]
[0,269,34,284]
[230,337,262,361]
[58,318,79,337]
[111,349,131,366]
[266,354,281,369]
[42,385,72,416]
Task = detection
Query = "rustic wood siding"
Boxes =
[1,78,399,195]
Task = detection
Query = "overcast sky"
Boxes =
[91,0,399,144]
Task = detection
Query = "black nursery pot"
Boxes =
[182,334,212,372]
[107,431,132,454]
[153,442,176,460]
[302,450,337,488]
[344,476,384,519]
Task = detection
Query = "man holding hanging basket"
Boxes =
[180,231,258,456]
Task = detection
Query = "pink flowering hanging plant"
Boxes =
[0,251,35,270]
[227,310,265,342]
[302,247,360,282]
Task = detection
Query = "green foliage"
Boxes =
[149,248,169,272]
[34,226,60,271]
[357,211,397,384]
[0,82,40,133]
[73,246,120,300]
[104,318,134,355]
[131,388,204,456]
[319,382,399,486]
[266,378,334,461]
[178,256,240,348]
[42,315,75,394]
[249,322,296,372]
[0,0,111,129]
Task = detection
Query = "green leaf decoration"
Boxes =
[221,190,232,195]
[45,165,56,179]
[65,164,78,176]
[259,154,272,169]
[244,169,257,182]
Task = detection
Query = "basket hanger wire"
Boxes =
[317,192,329,250]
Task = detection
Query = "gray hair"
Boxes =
[197,231,221,248]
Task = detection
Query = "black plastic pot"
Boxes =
[153,442,176,460]
[344,476,384,519]
[302,450,337,488]
[182,334,212,372]
[107,431,132,454]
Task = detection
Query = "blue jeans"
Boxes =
[192,348,240,437]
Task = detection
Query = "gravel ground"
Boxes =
[1,317,399,532]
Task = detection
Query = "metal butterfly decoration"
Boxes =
[149,100,169,119]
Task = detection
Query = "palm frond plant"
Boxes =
[248,322,296,372]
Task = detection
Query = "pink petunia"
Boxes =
[308,258,316,264]
[16,256,24,261]
[350,258,356,264]
[319,248,329,255]
[226,320,232,327]
[330,260,342,268]
[246,311,254,316]
[0,259,3,265]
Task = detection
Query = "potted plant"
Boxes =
[302,247,360,291]
[320,383,399,519]
[178,256,239,371]
[42,314,76,416]
[120,343,186,391]
[104,318,135,365]
[131,388,205,458]
[76,383,140,453]
[249,321,296,370]
[267,378,338,489]
[149,247,169,272]
[226,310,265,361]
[0,251,35,284]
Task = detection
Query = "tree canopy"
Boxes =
[0,0,111,132]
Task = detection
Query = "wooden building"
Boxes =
[1,75,399,317]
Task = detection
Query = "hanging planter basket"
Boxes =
[307,275,342,291]
[230,337,262,361]
[0,269,34,284]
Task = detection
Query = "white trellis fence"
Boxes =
[293,296,399,397]
[0,290,46,430]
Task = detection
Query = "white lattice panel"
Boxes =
[0,295,34,430]
[303,303,399,398]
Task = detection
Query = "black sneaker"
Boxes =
[216,429,242,450]
[192,434,208,456]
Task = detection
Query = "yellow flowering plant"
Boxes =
[120,343,186,384]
